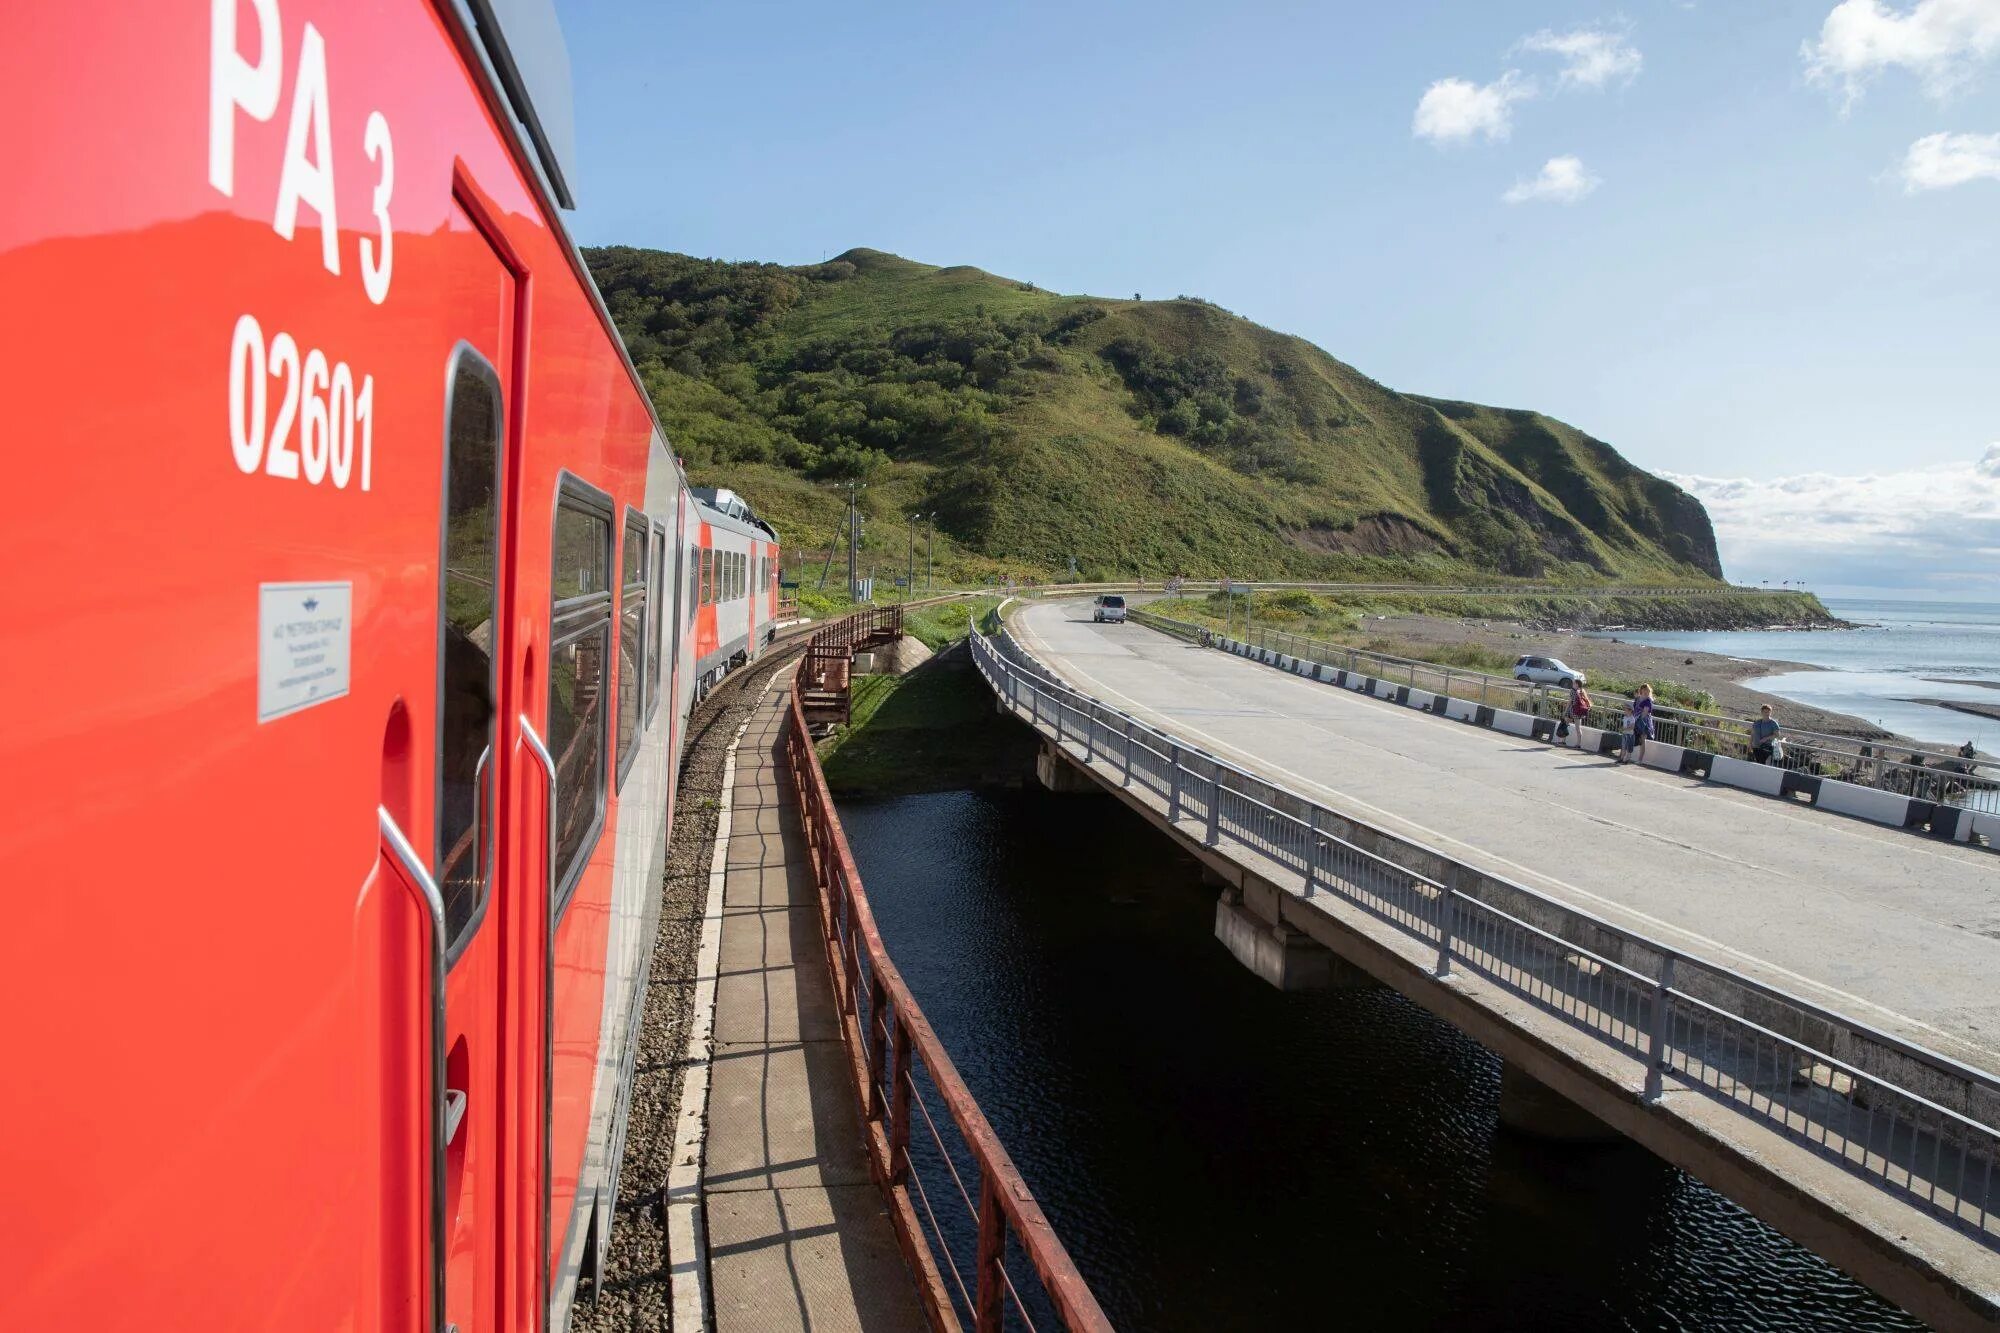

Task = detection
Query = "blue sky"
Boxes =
[560,1,2000,598]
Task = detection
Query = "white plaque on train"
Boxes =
[258,582,353,722]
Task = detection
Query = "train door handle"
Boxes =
[517,716,558,1318]
[377,806,449,1333]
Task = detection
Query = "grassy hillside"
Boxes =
[586,245,1726,587]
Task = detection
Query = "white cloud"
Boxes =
[1502,155,1601,203]
[1663,447,2000,594]
[1516,28,1644,89]
[1803,0,2000,103]
[1414,72,1534,144]
[1900,129,2000,188]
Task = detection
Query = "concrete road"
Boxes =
[1014,600,2000,1071]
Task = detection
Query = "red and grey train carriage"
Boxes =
[687,486,783,698]
[1,1,775,1329]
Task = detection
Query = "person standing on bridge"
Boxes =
[1631,684,1656,764]
[1750,704,1784,765]
[1564,679,1592,749]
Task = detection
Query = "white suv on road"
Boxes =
[1513,654,1586,687]
[1093,595,1128,624]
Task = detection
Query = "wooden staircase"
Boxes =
[798,606,903,730]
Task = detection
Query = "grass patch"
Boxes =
[818,651,1034,796]
[900,597,1002,651]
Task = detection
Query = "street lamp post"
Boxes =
[925,512,935,593]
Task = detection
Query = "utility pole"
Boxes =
[906,514,917,602]
[925,512,935,593]
[816,507,842,591]
[845,482,863,602]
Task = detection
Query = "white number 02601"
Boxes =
[228,312,374,490]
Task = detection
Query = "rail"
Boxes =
[971,622,2000,1250]
[785,612,1112,1333]
[1130,607,1999,819]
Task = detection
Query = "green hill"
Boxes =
[584,245,1724,586]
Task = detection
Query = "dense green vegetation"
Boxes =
[586,245,1728,586]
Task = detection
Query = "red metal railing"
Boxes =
[783,618,1112,1333]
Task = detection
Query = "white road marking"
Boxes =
[1015,605,1973,1047]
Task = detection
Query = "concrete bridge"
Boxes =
[975,597,2000,1331]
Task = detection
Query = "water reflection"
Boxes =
[839,786,1921,1331]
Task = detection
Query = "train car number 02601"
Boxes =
[228,313,375,490]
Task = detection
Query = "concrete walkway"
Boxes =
[702,680,924,1331]
[1014,599,2000,1072]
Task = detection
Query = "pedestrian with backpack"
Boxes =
[1564,679,1592,749]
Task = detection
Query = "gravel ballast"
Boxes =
[571,643,806,1331]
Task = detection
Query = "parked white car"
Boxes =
[1513,654,1586,687]
[1093,594,1128,624]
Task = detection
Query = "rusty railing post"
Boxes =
[974,1169,1006,1332]
[889,1018,913,1184]
[867,974,889,1118]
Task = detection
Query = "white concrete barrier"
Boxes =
[1406,689,1435,711]
[1492,710,1537,737]
[1373,680,1400,701]
[1445,698,1479,723]
[1316,664,1337,683]
[1816,779,1915,827]
[1969,811,2000,844]
[1639,741,1687,773]
[1710,754,1785,797]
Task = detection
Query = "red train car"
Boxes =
[0,3,779,1328]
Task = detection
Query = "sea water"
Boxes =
[1602,599,2000,749]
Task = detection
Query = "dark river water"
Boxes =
[838,784,1923,1332]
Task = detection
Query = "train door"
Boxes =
[430,191,521,1333]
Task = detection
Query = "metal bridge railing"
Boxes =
[971,623,2000,1250]
[785,620,1112,1333]
[1130,607,1999,819]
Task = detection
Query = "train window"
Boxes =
[616,510,648,789]
[549,476,614,915]
[647,523,665,722]
[437,347,502,959]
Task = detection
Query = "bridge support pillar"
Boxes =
[1035,741,1099,794]
[1497,1061,1621,1143]
[1214,888,1369,992]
